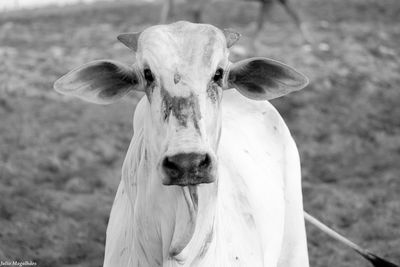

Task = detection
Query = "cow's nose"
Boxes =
[162,153,213,185]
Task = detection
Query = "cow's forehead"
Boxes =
[136,22,228,72]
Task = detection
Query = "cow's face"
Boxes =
[135,23,228,186]
[54,21,308,186]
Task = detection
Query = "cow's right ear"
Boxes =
[54,60,143,104]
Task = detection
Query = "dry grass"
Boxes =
[0,0,399,266]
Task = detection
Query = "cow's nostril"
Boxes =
[199,154,211,169]
[162,157,181,179]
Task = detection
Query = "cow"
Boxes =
[54,21,310,266]
[160,0,311,43]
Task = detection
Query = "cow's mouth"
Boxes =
[164,174,215,186]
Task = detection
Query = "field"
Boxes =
[0,0,399,266]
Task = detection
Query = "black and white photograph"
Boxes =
[0,0,399,266]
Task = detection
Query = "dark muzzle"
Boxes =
[162,153,215,186]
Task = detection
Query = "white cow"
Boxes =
[54,21,309,267]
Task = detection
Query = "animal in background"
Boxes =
[160,0,312,43]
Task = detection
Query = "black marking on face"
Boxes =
[206,82,220,104]
[174,73,181,84]
[161,87,201,131]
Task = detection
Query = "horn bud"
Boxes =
[223,29,241,48]
[117,32,141,51]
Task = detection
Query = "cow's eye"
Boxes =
[213,68,224,83]
[144,68,154,83]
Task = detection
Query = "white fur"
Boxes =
[103,90,309,267]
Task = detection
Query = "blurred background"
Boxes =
[0,0,399,266]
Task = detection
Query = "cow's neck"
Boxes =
[136,146,219,265]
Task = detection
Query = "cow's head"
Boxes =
[54,21,308,187]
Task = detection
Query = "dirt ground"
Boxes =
[0,0,399,266]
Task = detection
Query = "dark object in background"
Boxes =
[160,0,311,43]
[305,212,399,267]
[364,253,399,267]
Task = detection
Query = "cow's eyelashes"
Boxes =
[144,68,154,84]
[213,68,224,83]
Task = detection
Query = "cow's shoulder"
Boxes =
[221,90,291,143]
[219,88,291,197]
[220,90,298,182]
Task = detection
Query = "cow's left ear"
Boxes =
[54,60,143,104]
[225,57,308,100]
